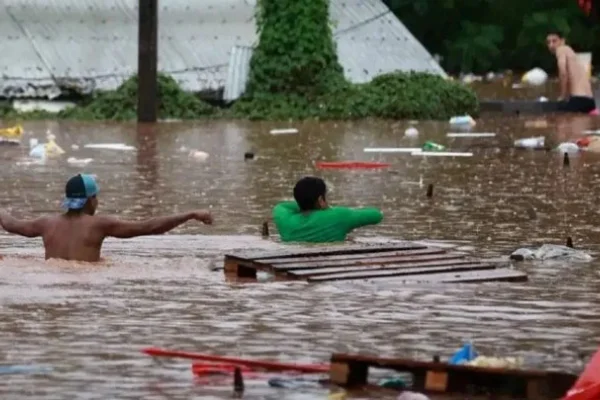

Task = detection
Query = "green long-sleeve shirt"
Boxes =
[272,201,383,243]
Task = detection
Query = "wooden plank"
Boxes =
[293,259,489,278]
[306,263,497,282]
[268,250,464,271]
[255,248,446,265]
[384,268,528,283]
[225,242,426,261]
[330,353,576,399]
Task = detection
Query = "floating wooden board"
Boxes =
[412,151,474,157]
[223,242,526,284]
[447,132,496,138]
[363,147,423,153]
[329,353,577,399]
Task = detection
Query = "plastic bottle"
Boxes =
[422,141,446,151]
[514,136,545,149]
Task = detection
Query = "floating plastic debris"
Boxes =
[363,148,422,153]
[521,67,548,86]
[556,142,580,153]
[83,143,136,151]
[67,157,93,166]
[514,136,545,149]
[447,132,496,138]
[270,128,298,135]
[449,115,476,127]
[510,244,592,262]
[188,150,209,161]
[412,151,473,157]
[404,127,419,137]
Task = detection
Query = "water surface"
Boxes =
[1,115,600,399]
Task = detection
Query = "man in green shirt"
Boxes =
[272,176,383,243]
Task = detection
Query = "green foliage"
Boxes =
[384,0,600,74]
[234,0,476,120]
[60,74,214,120]
[245,0,346,96]
[233,72,478,120]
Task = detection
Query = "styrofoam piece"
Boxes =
[83,143,136,151]
[270,128,298,135]
[364,147,423,153]
[411,151,474,157]
[447,132,496,138]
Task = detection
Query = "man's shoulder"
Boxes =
[557,45,575,56]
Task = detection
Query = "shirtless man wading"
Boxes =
[0,174,213,262]
[546,29,597,113]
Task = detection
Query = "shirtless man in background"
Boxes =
[546,29,597,113]
[0,174,213,262]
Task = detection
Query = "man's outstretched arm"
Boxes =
[99,210,213,239]
[0,210,47,238]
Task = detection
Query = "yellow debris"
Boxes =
[0,124,23,139]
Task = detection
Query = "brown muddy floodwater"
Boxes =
[1,115,600,399]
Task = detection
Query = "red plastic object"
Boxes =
[315,161,391,169]
[142,347,330,373]
[577,137,592,148]
[563,347,600,400]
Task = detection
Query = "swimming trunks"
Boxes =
[559,96,597,113]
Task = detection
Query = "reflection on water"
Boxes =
[1,116,600,399]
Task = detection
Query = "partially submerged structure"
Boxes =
[0,0,445,101]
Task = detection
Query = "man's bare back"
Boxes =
[0,174,213,262]
[546,30,596,113]
[555,45,593,98]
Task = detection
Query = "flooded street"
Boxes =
[1,116,600,399]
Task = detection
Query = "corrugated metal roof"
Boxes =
[223,45,253,102]
[331,0,447,82]
[0,0,444,100]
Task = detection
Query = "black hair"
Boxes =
[293,176,326,211]
[547,28,565,39]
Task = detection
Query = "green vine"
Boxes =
[245,0,347,97]
[60,74,214,120]
[233,0,478,120]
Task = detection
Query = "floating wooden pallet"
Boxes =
[329,353,577,399]
[223,242,527,283]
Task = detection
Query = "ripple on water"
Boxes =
[1,118,600,398]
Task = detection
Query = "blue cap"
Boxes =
[62,174,99,210]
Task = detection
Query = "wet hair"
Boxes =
[293,176,326,211]
[547,28,565,39]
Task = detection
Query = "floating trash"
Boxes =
[510,244,592,262]
[83,143,136,151]
[514,136,545,149]
[188,150,209,161]
[422,141,446,151]
[412,151,473,157]
[449,115,476,127]
[447,132,496,138]
[521,67,548,86]
[556,142,580,153]
[270,128,298,135]
[67,157,94,166]
[363,148,422,153]
[404,127,419,137]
